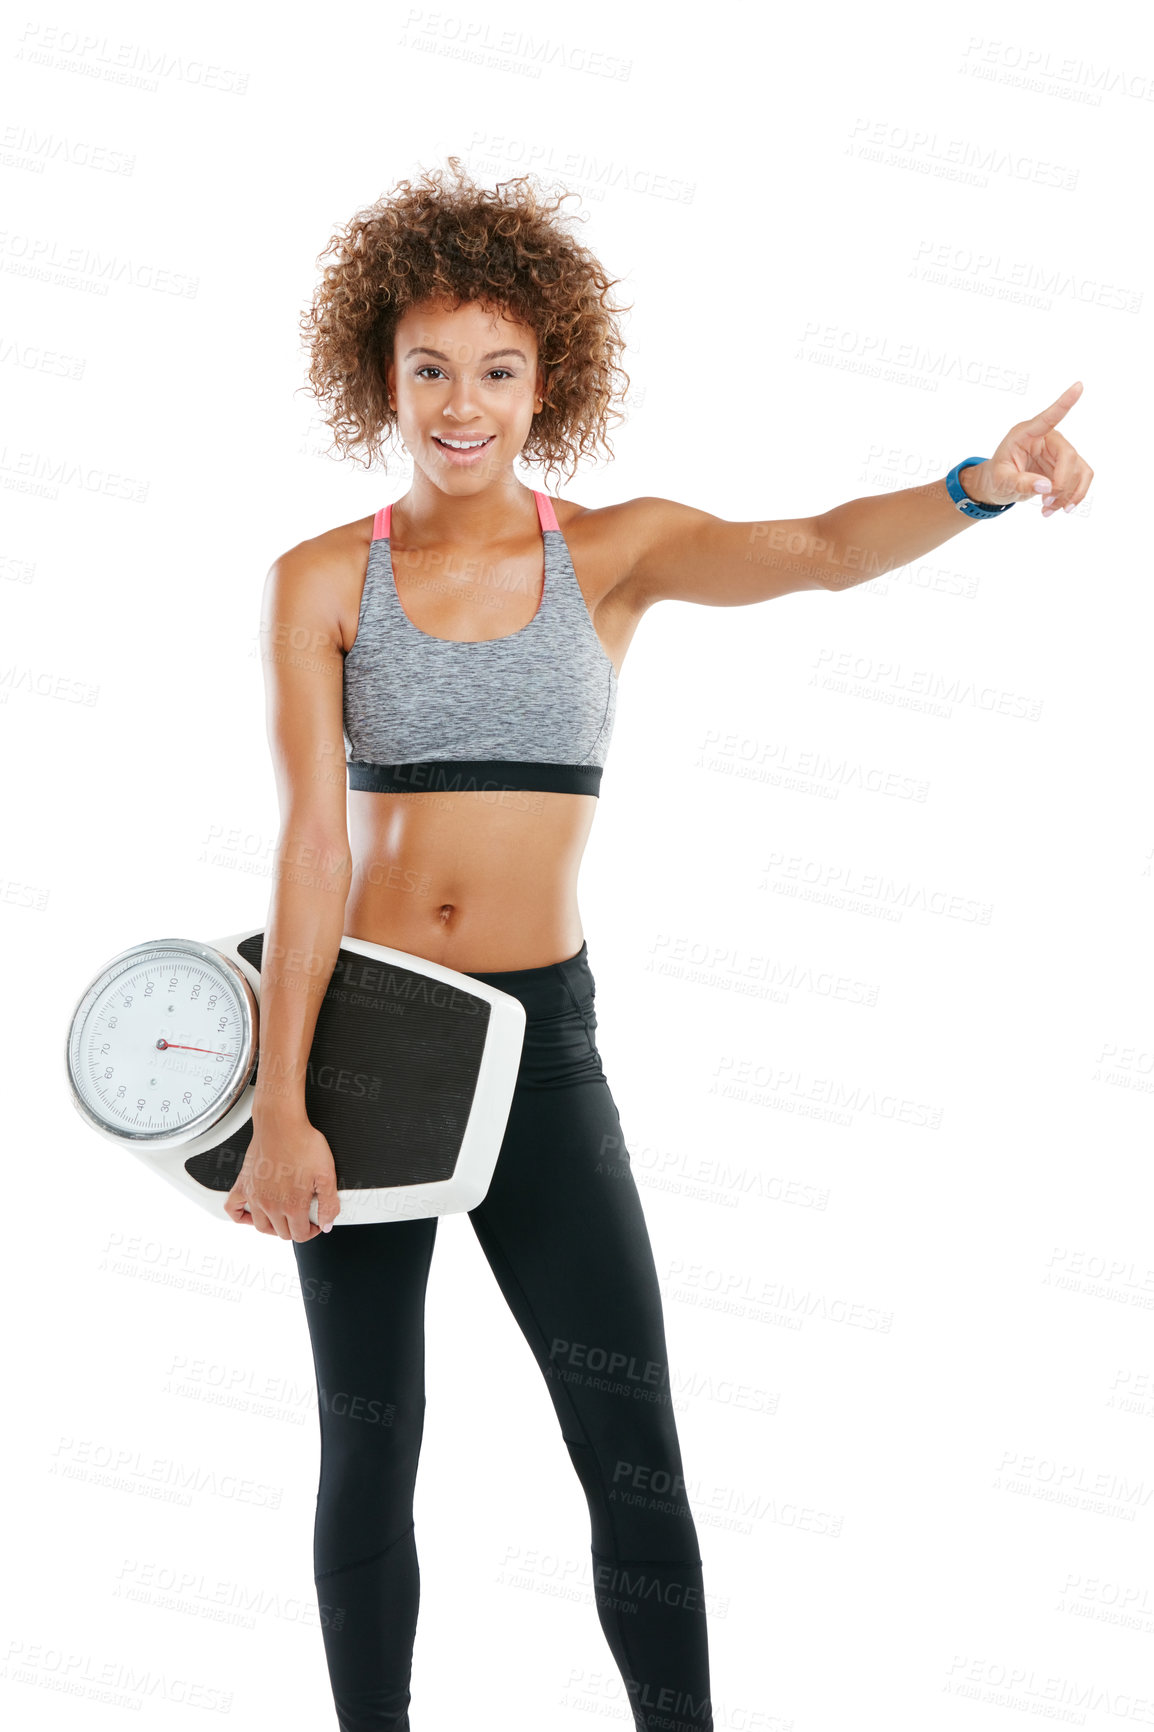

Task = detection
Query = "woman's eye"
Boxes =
[413,367,517,382]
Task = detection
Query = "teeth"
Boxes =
[436,436,492,450]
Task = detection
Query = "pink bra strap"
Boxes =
[375,496,554,540]
[533,489,559,533]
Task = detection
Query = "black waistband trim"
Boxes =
[347,759,602,796]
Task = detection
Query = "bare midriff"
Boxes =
[343,785,598,972]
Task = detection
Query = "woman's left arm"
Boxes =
[619,381,1093,605]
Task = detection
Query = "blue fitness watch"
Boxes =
[946,456,1016,519]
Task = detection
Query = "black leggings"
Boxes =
[292,940,713,1732]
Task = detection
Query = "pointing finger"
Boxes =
[1015,380,1084,439]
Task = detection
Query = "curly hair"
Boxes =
[297,157,633,490]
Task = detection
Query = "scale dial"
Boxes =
[66,937,258,1145]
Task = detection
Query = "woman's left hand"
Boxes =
[964,381,1093,519]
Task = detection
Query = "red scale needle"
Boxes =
[157,1040,233,1057]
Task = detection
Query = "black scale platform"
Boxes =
[184,932,492,1197]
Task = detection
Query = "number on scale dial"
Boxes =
[67,939,258,1143]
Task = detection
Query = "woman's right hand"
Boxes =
[224,1115,342,1241]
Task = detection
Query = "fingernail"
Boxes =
[1033,480,1052,494]
[1062,503,1075,514]
[322,1223,333,1232]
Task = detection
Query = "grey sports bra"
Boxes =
[344,490,618,797]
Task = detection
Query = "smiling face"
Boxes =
[386,297,546,492]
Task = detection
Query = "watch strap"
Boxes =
[946,456,1016,519]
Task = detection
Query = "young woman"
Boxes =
[224,160,1092,1732]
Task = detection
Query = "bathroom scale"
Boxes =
[65,927,527,1227]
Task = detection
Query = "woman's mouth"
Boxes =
[431,434,496,464]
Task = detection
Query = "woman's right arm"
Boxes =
[224,539,353,1242]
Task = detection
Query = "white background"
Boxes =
[1,1,1148,1728]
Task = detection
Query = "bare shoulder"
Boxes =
[553,493,692,561]
[263,512,374,654]
[551,493,715,614]
[553,491,828,610]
